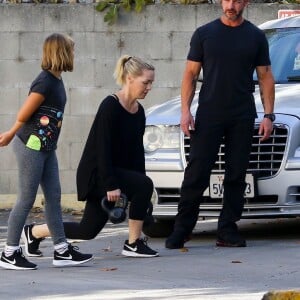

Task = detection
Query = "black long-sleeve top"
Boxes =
[76,95,146,201]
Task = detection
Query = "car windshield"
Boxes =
[254,27,300,83]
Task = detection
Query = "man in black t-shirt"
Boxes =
[166,0,275,249]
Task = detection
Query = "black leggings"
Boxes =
[63,168,153,240]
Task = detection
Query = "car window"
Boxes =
[292,41,300,70]
[254,28,300,83]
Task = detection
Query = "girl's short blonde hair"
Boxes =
[41,33,75,72]
[113,55,155,86]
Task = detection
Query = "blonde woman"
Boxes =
[22,55,159,258]
[0,33,93,270]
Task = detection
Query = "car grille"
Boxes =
[156,187,279,206]
[183,124,288,179]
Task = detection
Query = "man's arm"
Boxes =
[181,60,202,136]
[256,65,275,141]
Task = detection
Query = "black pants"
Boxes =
[63,168,153,240]
[174,118,255,236]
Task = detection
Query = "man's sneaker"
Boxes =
[53,244,93,267]
[122,238,159,258]
[165,230,186,249]
[216,231,247,247]
[0,248,37,270]
[22,224,44,257]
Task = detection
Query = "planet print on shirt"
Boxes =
[26,135,41,151]
[24,107,64,151]
[40,116,49,126]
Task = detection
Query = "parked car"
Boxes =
[142,16,300,237]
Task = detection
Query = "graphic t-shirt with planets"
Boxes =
[17,70,67,152]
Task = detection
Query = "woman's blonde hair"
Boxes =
[41,33,75,72]
[113,55,155,86]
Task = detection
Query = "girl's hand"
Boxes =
[107,189,121,202]
[0,92,44,148]
[0,131,14,147]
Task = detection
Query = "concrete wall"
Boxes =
[0,3,299,200]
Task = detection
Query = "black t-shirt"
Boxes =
[188,18,271,120]
[17,70,66,151]
[76,95,146,201]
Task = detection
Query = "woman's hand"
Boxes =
[107,189,121,202]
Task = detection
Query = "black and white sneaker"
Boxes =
[53,244,93,267]
[22,224,44,257]
[0,248,37,270]
[122,238,159,258]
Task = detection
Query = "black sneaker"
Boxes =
[0,248,37,270]
[22,224,44,257]
[165,230,186,249]
[53,244,93,267]
[216,231,247,247]
[122,238,159,257]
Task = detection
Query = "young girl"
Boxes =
[0,33,93,270]
[22,55,159,258]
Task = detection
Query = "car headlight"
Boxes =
[143,125,180,153]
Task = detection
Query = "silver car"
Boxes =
[143,16,300,237]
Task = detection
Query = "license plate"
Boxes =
[209,174,255,199]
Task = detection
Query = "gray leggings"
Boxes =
[6,136,66,246]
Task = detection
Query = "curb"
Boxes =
[262,290,300,299]
[0,194,85,211]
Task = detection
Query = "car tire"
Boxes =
[142,218,175,238]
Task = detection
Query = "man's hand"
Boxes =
[180,60,201,137]
[258,118,273,141]
[180,111,195,137]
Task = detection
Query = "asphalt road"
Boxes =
[0,209,299,300]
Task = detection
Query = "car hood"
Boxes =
[146,84,300,125]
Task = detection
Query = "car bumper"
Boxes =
[147,170,300,219]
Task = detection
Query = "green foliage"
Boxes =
[135,0,146,12]
[105,5,119,25]
[95,0,154,25]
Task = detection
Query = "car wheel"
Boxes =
[142,218,175,238]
